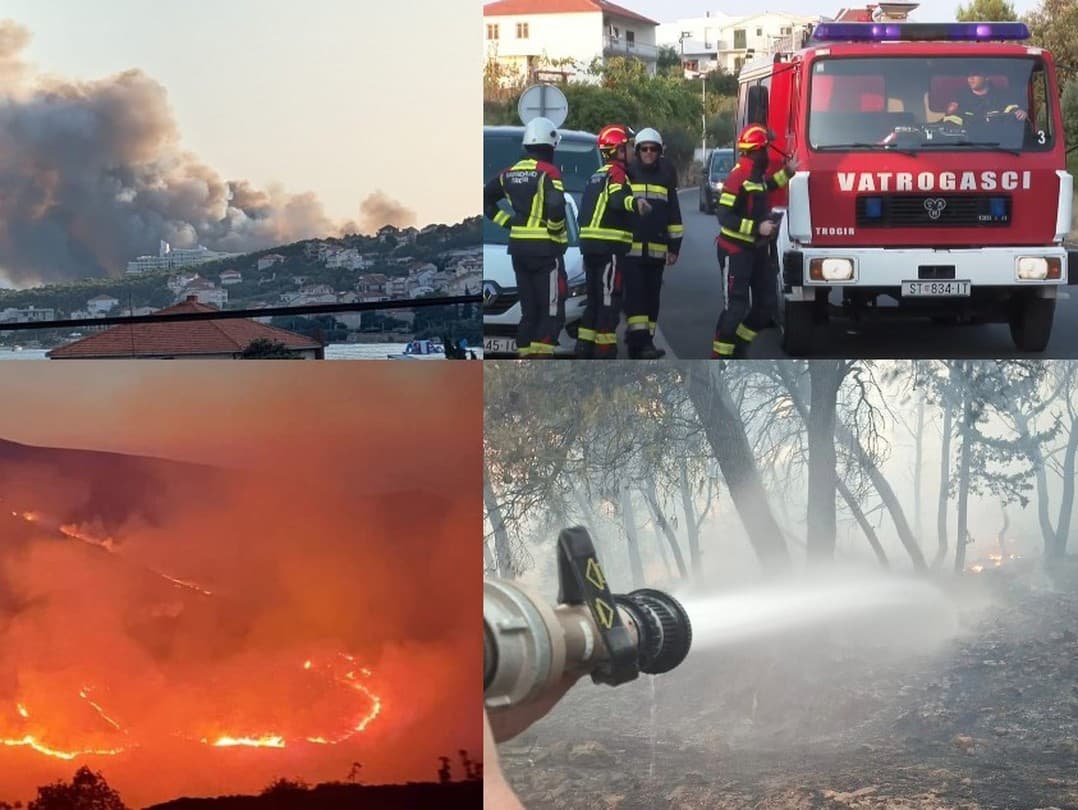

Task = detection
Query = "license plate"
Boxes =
[484,336,517,354]
[901,280,971,297]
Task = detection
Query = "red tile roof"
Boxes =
[483,0,658,26]
[834,6,877,21]
[47,297,324,359]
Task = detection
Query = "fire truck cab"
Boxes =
[738,18,1076,355]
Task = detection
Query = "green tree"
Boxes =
[1063,78,1078,175]
[956,0,1018,20]
[241,338,302,359]
[1026,0,1078,85]
[656,44,681,75]
[29,768,127,810]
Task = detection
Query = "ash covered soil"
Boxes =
[500,563,1078,810]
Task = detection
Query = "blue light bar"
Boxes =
[811,22,1029,42]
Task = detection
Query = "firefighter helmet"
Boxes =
[597,124,632,156]
[737,124,770,153]
[522,117,560,147]
[635,127,663,151]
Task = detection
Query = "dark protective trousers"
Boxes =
[712,245,776,357]
[513,255,567,357]
[576,254,622,358]
[622,256,665,356]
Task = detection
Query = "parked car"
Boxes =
[483,125,602,357]
[699,148,736,214]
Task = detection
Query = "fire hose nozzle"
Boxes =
[483,527,692,711]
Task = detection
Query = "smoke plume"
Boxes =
[0,20,416,286]
[358,190,418,234]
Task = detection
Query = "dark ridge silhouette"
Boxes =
[0,437,226,533]
[142,780,481,810]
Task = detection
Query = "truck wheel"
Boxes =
[699,194,705,212]
[781,299,815,356]
[1008,294,1055,352]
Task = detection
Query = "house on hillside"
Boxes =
[179,278,228,308]
[484,0,659,85]
[87,295,120,316]
[47,296,324,360]
[657,10,818,74]
[257,254,286,271]
[219,270,243,285]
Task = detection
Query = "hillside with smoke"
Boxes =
[0,19,415,287]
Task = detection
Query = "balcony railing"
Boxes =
[603,36,658,60]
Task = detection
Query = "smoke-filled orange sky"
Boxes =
[0,363,481,806]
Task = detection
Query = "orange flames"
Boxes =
[1,656,381,761]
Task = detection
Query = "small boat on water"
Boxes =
[387,339,446,360]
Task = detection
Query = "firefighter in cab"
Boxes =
[712,124,797,358]
[483,117,569,358]
[576,124,651,358]
[943,65,1028,127]
[625,127,684,360]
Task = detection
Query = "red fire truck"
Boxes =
[738,20,1076,354]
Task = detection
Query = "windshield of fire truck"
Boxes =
[807,56,1054,153]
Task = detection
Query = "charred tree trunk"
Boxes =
[934,402,953,569]
[678,458,703,576]
[619,484,645,588]
[914,396,925,540]
[642,477,689,580]
[954,389,974,574]
[835,419,927,572]
[1009,406,1057,557]
[997,509,1009,559]
[651,519,674,579]
[483,469,514,577]
[806,361,843,564]
[1052,416,1078,559]
[686,364,790,573]
[836,479,890,568]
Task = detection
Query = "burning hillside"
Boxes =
[0,431,477,806]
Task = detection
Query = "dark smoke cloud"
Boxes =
[0,20,417,286]
[358,189,418,234]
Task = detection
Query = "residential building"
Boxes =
[179,279,228,308]
[47,296,324,360]
[658,10,818,74]
[219,270,243,285]
[484,0,659,84]
[126,241,240,275]
[167,272,201,294]
[0,306,56,323]
[87,295,120,316]
[257,254,286,271]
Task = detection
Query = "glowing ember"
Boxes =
[79,688,124,732]
[206,735,286,749]
[154,571,213,597]
[16,704,28,719]
[969,564,985,573]
[304,659,312,670]
[0,736,126,760]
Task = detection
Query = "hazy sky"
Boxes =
[2,0,479,228]
[600,0,1043,24]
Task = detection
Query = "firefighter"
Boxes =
[711,124,797,358]
[943,67,1027,126]
[625,127,683,359]
[483,117,569,358]
[575,124,651,358]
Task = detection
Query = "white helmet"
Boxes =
[635,127,663,149]
[522,117,560,147]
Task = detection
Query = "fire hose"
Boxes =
[483,527,692,712]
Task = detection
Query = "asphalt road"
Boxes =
[658,187,1078,360]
